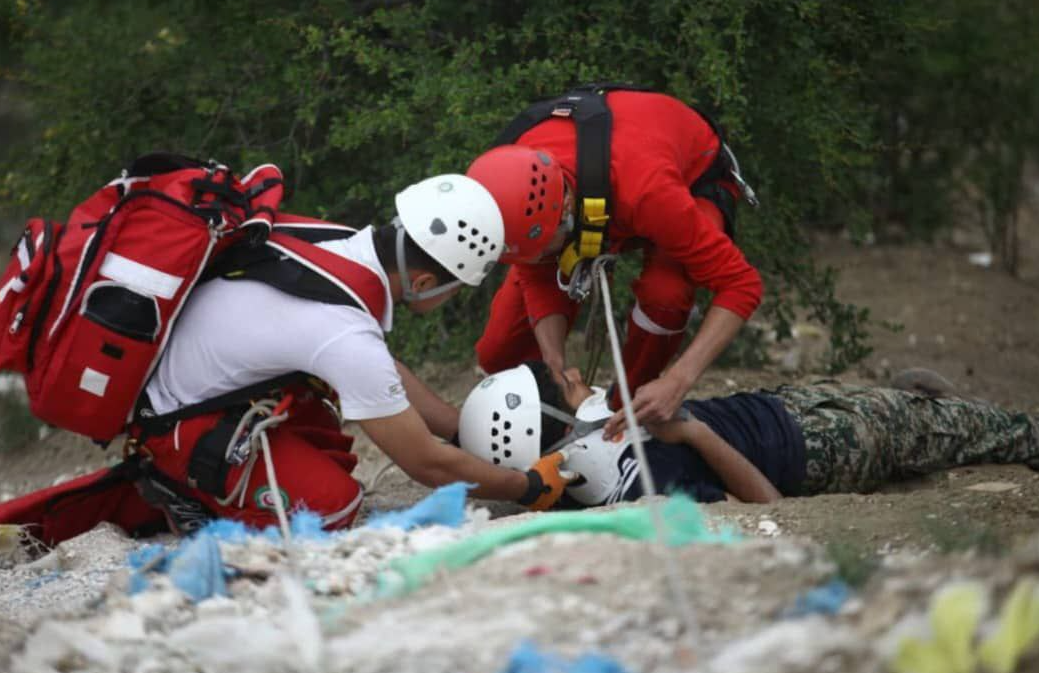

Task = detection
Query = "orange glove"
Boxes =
[517,451,574,511]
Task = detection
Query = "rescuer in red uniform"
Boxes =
[467,88,763,437]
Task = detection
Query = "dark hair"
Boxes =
[373,222,456,285]
[522,360,571,453]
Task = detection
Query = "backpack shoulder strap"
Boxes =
[205,216,387,319]
[493,82,652,271]
[264,229,387,320]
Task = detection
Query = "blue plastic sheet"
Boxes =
[365,482,472,531]
[196,509,330,544]
[781,578,851,618]
[502,641,631,673]
[167,534,228,602]
[127,544,172,595]
[127,535,229,601]
[125,485,475,601]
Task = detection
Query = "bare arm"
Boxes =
[605,305,745,436]
[669,305,745,393]
[686,419,780,503]
[533,313,569,383]
[651,417,780,503]
[394,360,459,440]
[359,406,528,501]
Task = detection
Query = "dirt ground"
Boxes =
[2,233,1039,673]
[355,230,1039,558]
[2,232,1038,556]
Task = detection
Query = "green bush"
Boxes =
[0,389,42,453]
[2,0,1035,367]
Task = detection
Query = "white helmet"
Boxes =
[458,365,542,469]
[394,174,504,301]
[458,366,650,506]
[561,388,649,506]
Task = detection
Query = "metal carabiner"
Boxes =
[722,143,760,208]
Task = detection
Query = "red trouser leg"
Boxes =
[612,198,726,408]
[145,407,364,532]
[611,249,697,408]
[476,266,579,374]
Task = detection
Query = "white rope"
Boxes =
[595,261,701,647]
[212,399,294,547]
[258,427,293,544]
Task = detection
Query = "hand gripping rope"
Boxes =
[592,257,701,650]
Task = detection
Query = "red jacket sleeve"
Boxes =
[633,166,763,319]
[514,261,576,324]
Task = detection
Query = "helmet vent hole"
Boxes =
[491,442,499,451]
[540,188,545,197]
[492,412,500,421]
[493,457,500,465]
[528,192,535,201]
[470,228,478,236]
[531,178,537,186]
[482,236,488,243]
[490,243,497,250]
[538,203,543,211]
[457,263,465,270]
[542,174,548,183]
[504,450,512,458]
[525,207,533,216]
[504,421,511,429]
[503,436,511,444]
[531,163,537,171]
[478,250,485,257]
[458,220,467,228]
[526,428,534,435]
[469,243,477,250]
[458,235,466,242]
[491,428,498,436]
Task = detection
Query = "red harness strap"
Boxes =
[265,232,388,322]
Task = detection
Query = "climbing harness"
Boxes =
[494,82,759,306]
[215,395,295,544]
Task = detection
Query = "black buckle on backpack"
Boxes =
[186,408,244,497]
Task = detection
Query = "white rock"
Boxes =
[706,617,862,673]
[757,519,779,537]
[130,587,185,621]
[15,621,118,672]
[99,609,146,641]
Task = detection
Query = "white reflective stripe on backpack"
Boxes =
[99,252,184,300]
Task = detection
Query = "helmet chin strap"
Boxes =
[394,220,462,303]
[540,401,609,455]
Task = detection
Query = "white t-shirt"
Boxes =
[144,226,409,420]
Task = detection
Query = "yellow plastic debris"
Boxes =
[979,578,1039,673]
[0,524,24,558]
[892,582,985,673]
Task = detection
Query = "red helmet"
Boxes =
[466,145,567,264]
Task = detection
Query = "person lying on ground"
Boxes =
[457,363,1039,507]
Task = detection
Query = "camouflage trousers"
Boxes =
[771,383,1039,495]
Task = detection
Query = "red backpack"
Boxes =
[0,153,284,442]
